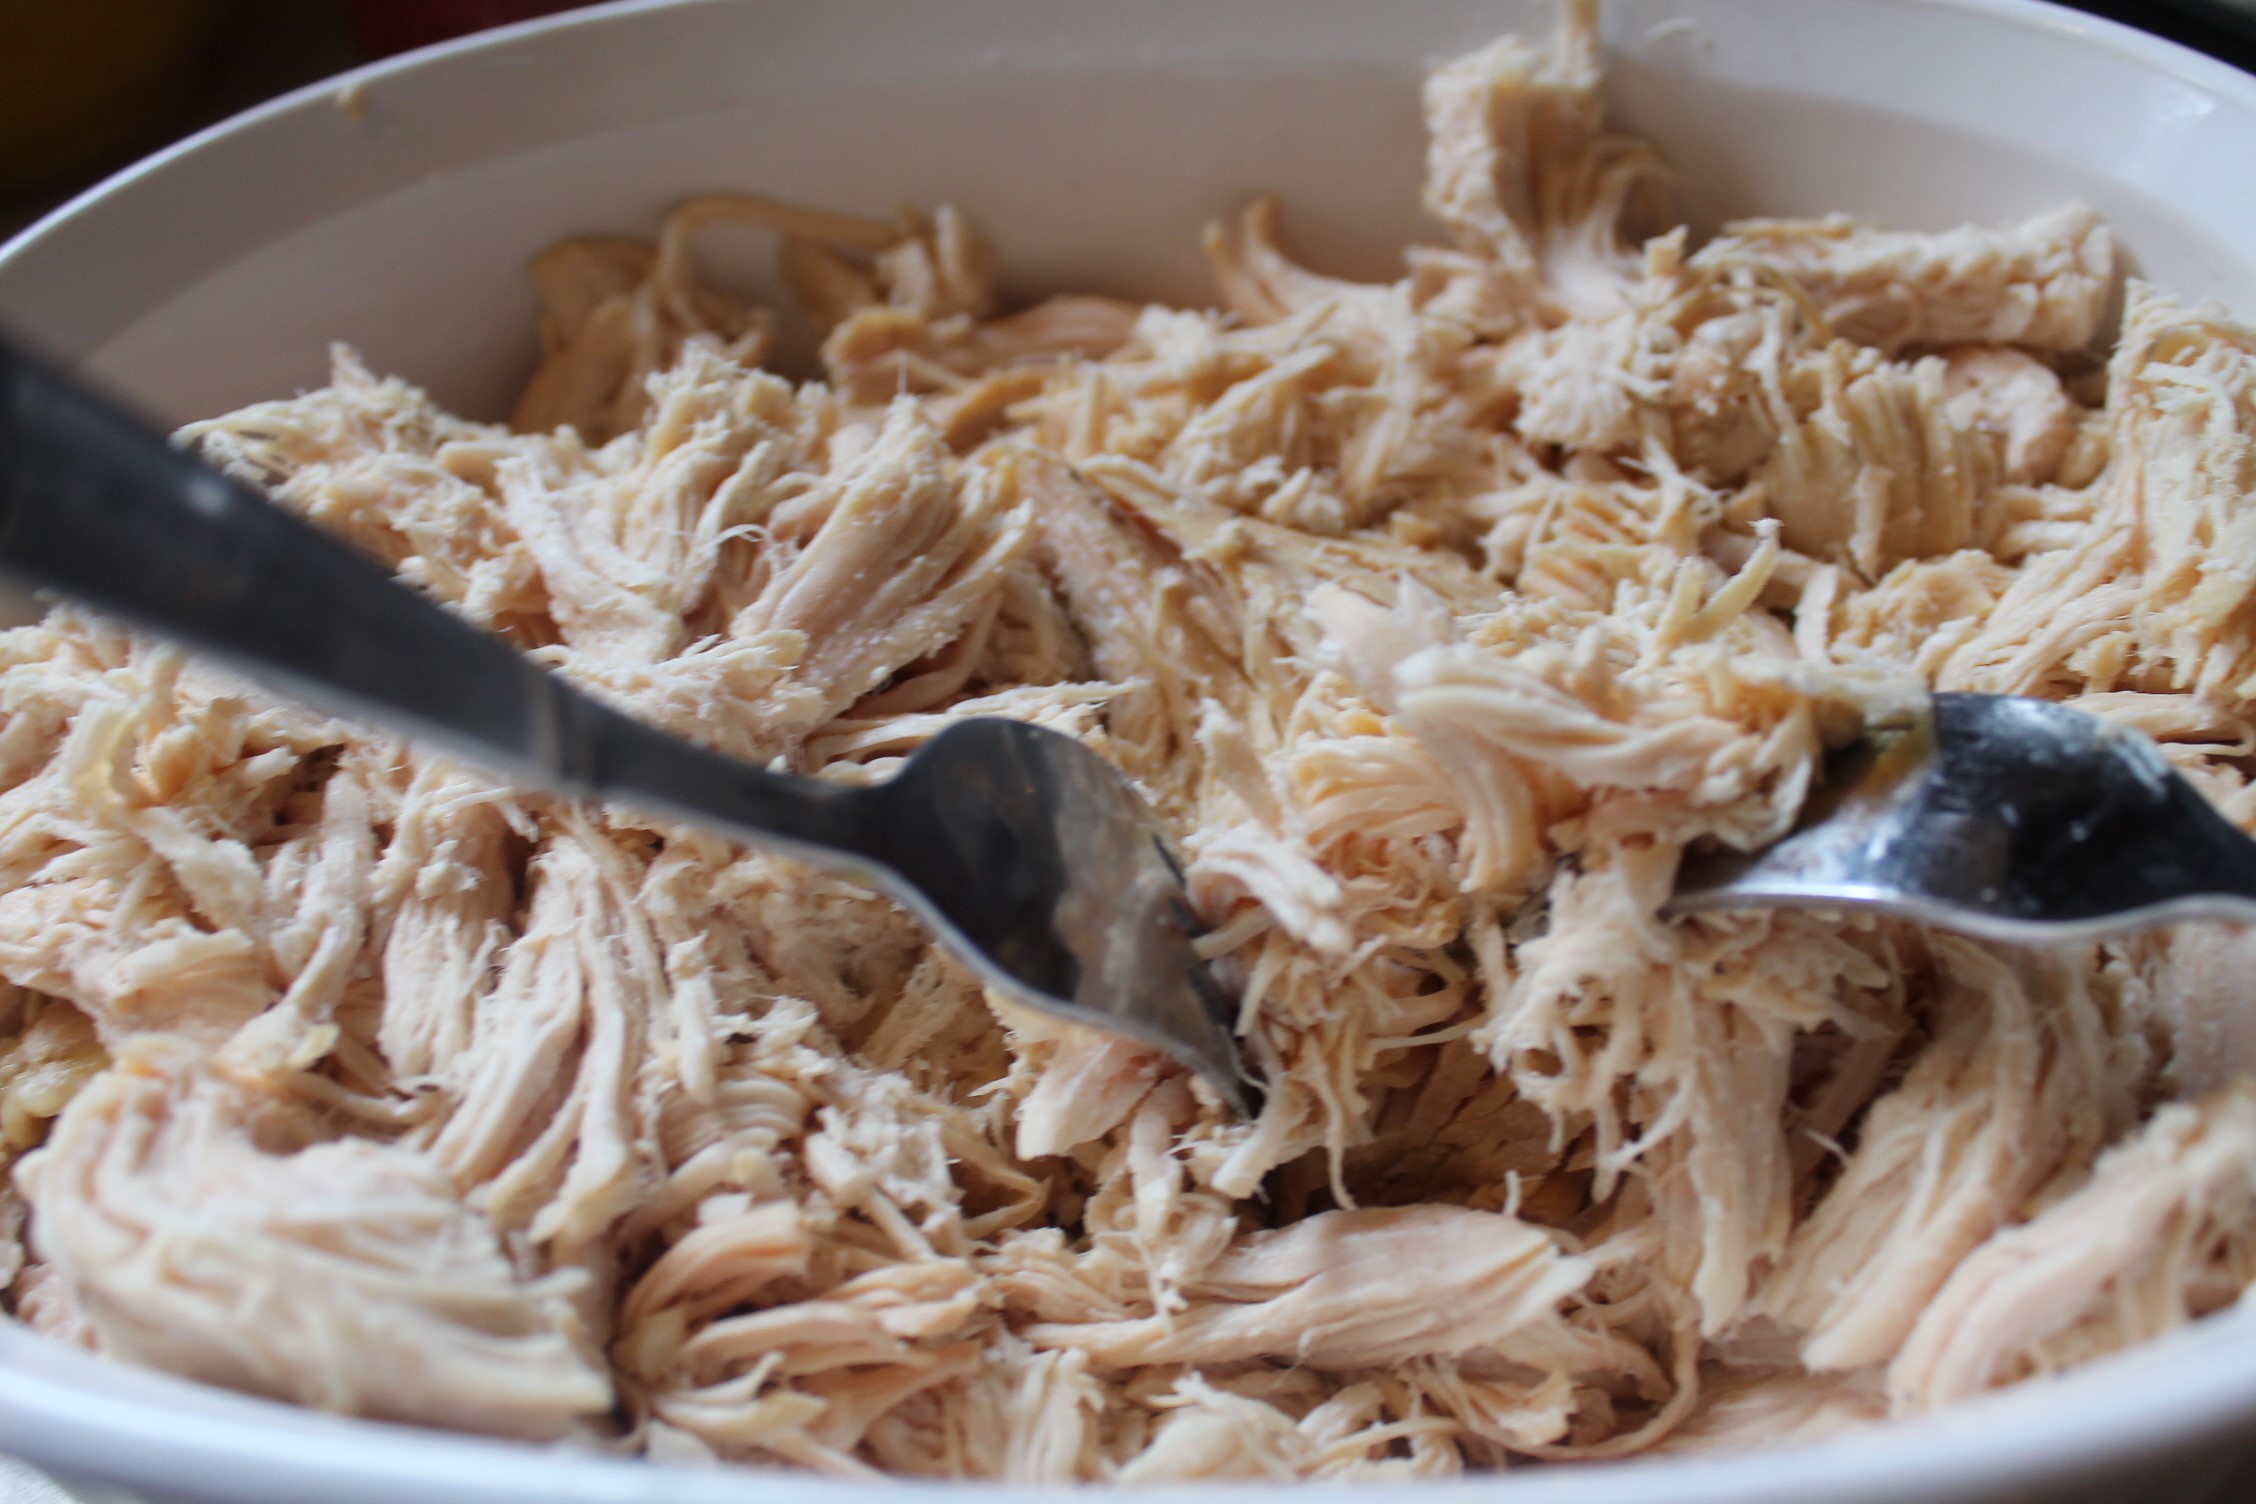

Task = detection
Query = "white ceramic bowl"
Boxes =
[6,1,2256,1500]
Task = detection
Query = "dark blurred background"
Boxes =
[2077,0,2256,72]
[0,0,2251,245]
[0,0,604,238]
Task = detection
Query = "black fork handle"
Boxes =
[0,333,869,856]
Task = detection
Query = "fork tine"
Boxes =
[1671,694,2256,942]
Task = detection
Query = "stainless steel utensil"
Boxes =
[0,336,1251,1115]
[1672,691,2256,941]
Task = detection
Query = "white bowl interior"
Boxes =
[6,1,2256,1501]
[7,0,2256,424]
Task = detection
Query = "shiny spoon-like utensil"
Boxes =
[1672,691,2256,941]
[0,336,1250,1116]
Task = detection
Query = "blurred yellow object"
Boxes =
[0,0,232,197]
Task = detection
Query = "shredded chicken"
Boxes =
[5,0,2256,1479]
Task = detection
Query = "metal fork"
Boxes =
[23,328,2218,1128]
[1672,692,2256,941]
[0,336,1251,1116]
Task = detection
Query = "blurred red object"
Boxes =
[344,1,600,57]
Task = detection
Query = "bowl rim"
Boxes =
[6,0,2256,1498]
[7,0,2256,286]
